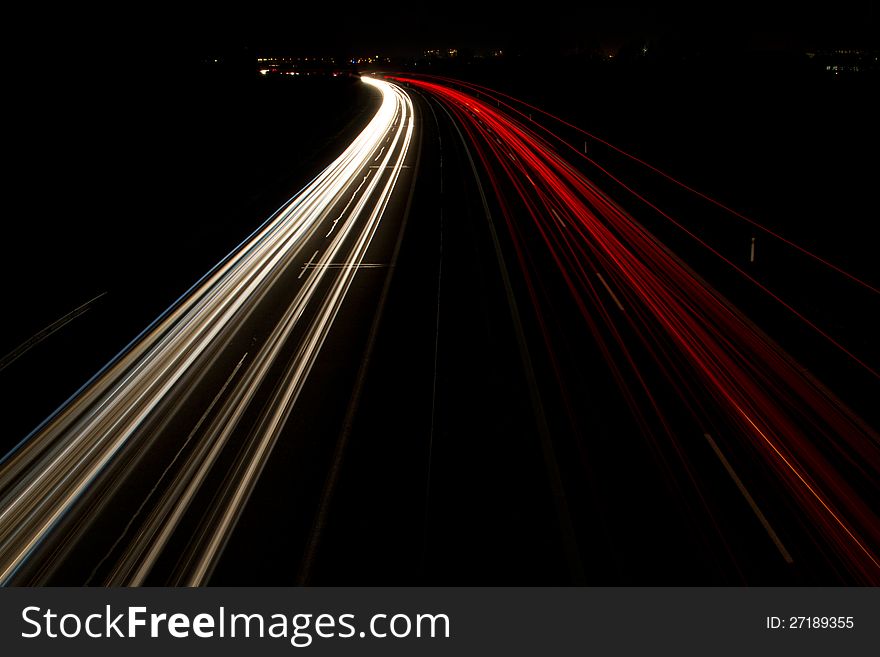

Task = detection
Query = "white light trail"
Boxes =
[0,76,415,585]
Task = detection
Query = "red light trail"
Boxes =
[393,75,880,584]
[412,74,880,297]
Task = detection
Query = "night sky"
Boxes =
[16,1,879,68]
[183,1,878,55]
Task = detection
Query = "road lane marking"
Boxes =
[424,207,443,573]
[302,262,390,269]
[325,173,374,237]
[704,432,794,564]
[299,250,320,279]
[299,100,422,583]
[444,102,585,582]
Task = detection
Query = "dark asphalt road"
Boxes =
[302,81,869,586]
[0,78,419,585]
[1,76,874,585]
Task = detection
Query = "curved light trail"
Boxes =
[396,75,880,584]
[1,68,875,586]
[0,76,415,585]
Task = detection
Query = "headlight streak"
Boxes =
[0,77,413,585]
[172,81,413,587]
[397,76,880,584]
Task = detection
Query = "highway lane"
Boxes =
[302,82,737,585]
[296,75,879,586]
[0,76,417,585]
[298,85,578,585]
[392,76,880,584]
[3,71,876,586]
